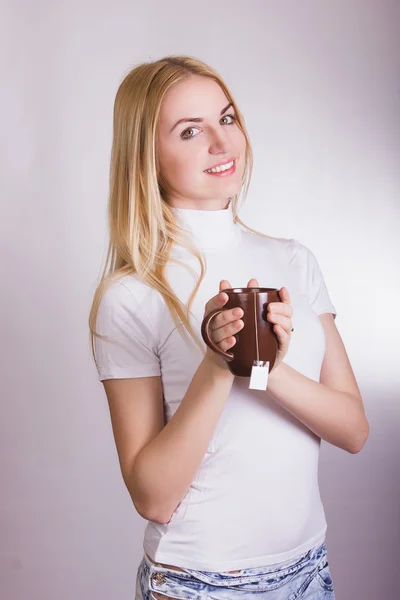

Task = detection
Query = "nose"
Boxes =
[208,128,231,155]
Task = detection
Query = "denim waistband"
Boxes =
[143,539,327,580]
[140,541,332,600]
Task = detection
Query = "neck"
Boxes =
[167,198,232,211]
[169,199,241,254]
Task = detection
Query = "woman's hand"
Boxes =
[265,285,294,371]
[203,279,244,373]
[248,279,293,372]
[203,279,293,374]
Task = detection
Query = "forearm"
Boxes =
[267,362,369,453]
[131,356,234,523]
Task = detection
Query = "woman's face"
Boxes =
[156,75,247,210]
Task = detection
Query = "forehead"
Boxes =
[159,76,229,121]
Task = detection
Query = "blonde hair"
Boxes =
[88,54,273,370]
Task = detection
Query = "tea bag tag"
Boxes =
[249,360,269,390]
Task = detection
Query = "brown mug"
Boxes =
[201,287,280,377]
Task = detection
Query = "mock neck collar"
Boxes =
[169,200,242,254]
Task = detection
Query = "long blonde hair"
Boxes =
[88,54,272,370]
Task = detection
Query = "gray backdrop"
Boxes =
[1,0,399,598]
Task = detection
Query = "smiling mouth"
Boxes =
[204,159,236,175]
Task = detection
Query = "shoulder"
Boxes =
[238,227,307,262]
[97,273,163,328]
[238,229,321,284]
[271,237,325,284]
[93,275,163,381]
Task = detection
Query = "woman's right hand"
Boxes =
[202,279,245,372]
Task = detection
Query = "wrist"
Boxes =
[268,360,285,385]
[203,350,234,379]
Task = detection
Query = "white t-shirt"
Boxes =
[94,202,337,572]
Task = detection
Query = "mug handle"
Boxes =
[201,308,235,362]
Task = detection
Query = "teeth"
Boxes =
[205,160,234,173]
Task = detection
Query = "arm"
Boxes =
[131,355,234,523]
[100,279,243,525]
[266,313,369,454]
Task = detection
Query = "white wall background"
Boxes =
[2,1,399,598]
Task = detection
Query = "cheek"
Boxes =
[159,148,204,193]
[168,151,198,183]
[158,143,188,179]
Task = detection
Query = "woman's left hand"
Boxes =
[266,286,294,336]
[266,286,294,371]
[248,280,294,371]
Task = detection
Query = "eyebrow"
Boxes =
[169,102,234,133]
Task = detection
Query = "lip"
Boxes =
[204,159,236,178]
[204,157,236,172]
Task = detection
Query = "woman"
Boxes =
[89,55,369,599]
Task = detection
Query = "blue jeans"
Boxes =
[135,540,335,599]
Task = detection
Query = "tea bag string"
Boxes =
[253,291,259,362]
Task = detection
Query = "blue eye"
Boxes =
[180,114,237,140]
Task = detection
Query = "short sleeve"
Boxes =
[93,281,161,381]
[290,239,337,318]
